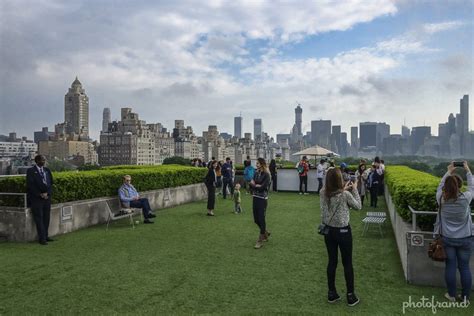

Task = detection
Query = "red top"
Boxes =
[298,161,309,177]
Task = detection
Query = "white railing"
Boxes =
[0,192,28,209]
[408,205,474,231]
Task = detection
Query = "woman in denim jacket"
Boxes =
[434,161,473,303]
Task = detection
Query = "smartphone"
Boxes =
[453,161,464,167]
[350,174,357,182]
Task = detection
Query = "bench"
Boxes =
[362,211,387,237]
[105,200,143,231]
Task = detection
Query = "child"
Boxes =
[233,183,242,214]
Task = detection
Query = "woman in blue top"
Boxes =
[434,161,473,303]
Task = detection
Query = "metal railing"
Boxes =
[408,205,474,231]
[0,192,28,209]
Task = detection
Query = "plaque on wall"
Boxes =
[61,206,73,222]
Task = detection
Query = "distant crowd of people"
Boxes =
[26,154,472,306]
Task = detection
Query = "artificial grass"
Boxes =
[0,192,468,315]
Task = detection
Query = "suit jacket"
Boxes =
[26,166,53,202]
[204,168,216,188]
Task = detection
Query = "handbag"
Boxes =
[428,201,446,262]
[318,196,339,236]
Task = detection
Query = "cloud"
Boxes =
[423,21,466,34]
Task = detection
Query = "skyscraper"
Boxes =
[359,122,377,148]
[311,120,331,148]
[411,126,431,155]
[295,105,302,136]
[102,108,111,133]
[254,119,262,141]
[331,125,341,153]
[460,95,469,133]
[64,77,89,139]
[234,116,243,139]
[350,126,358,148]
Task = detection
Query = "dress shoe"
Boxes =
[144,219,154,224]
[39,241,48,245]
[46,238,55,242]
[147,214,156,218]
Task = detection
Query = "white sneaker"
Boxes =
[444,293,456,302]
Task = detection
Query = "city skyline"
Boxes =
[0,1,473,140]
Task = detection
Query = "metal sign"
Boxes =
[61,206,73,222]
[410,234,424,247]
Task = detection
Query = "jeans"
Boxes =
[317,178,323,194]
[324,225,354,294]
[129,198,152,218]
[253,197,267,234]
[443,236,473,299]
[271,173,277,191]
[299,176,308,193]
[234,203,242,213]
[370,185,378,208]
[222,177,233,199]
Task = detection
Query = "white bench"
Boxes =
[105,200,143,231]
[362,212,387,237]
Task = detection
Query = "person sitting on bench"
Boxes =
[119,175,155,224]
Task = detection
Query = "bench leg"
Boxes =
[106,214,111,232]
[378,223,384,238]
[130,214,135,229]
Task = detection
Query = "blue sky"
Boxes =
[0,0,472,141]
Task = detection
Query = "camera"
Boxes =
[453,161,464,167]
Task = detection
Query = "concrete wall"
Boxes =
[385,184,474,288]
[0,183,207,242]
[277,169,319,192]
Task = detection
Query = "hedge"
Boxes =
[385,166,441,229]
[0,165,207,205]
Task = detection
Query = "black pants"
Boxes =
[324,226,354,294]
[31,198,51,242]
[271,173,277,191]
[370,186,378,208]
[207,185,215,210]
[299,176,308,193]
[129,198,152,218]
[253,197,267,234]
[317,178,323,193]
[222,178,233,199]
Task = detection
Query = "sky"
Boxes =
[0,0,473,141]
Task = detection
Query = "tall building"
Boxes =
[359,122,377,148]
[376,123,390,150]
[401,125,410,138]
[234,116,243,139]
[295,105,302,136]
[99,108,155,166]
[34,127,54,144]
[102,108,111,133]
[331,125,341,154]
[254,119,262,141]
[460,95,469,133]
[350,126,358,148]
[311,120,331,148]
[411,126,431,155]
[64,77,89,139]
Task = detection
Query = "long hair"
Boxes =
[257,157,269,173]
[325,168,344,199]
[442,175,462,201]
[358,163,366,174]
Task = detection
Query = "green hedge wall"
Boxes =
[0,165,207,205]
[385,166,440,229]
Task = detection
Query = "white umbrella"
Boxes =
[292,145,339,157]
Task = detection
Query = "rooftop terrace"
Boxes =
[1,192,453,315]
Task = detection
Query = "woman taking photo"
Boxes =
[434,161,473,303]
[320,167,362,306]
[204,160,217,216]
[250,158,271,249]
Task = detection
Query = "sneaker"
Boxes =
[457,294,470,304]
[263,231,271,242]
[254,240,263,249]
[328,291,341,303]
[299,192,303,195]
[143,219,154,224]
[147,214,156,218]
[347,293,360,306]
[445,293,456,302]
[304,192,309,195]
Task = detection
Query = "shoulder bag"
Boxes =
[428,200,447,262]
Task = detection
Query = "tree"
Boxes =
[162,156,192,166]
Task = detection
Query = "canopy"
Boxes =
[292,145,339,157]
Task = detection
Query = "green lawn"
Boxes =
[0,192,469,315]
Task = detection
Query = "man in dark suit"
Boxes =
[27,155,54,245]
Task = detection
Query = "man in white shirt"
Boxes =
[316,159,326,194]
